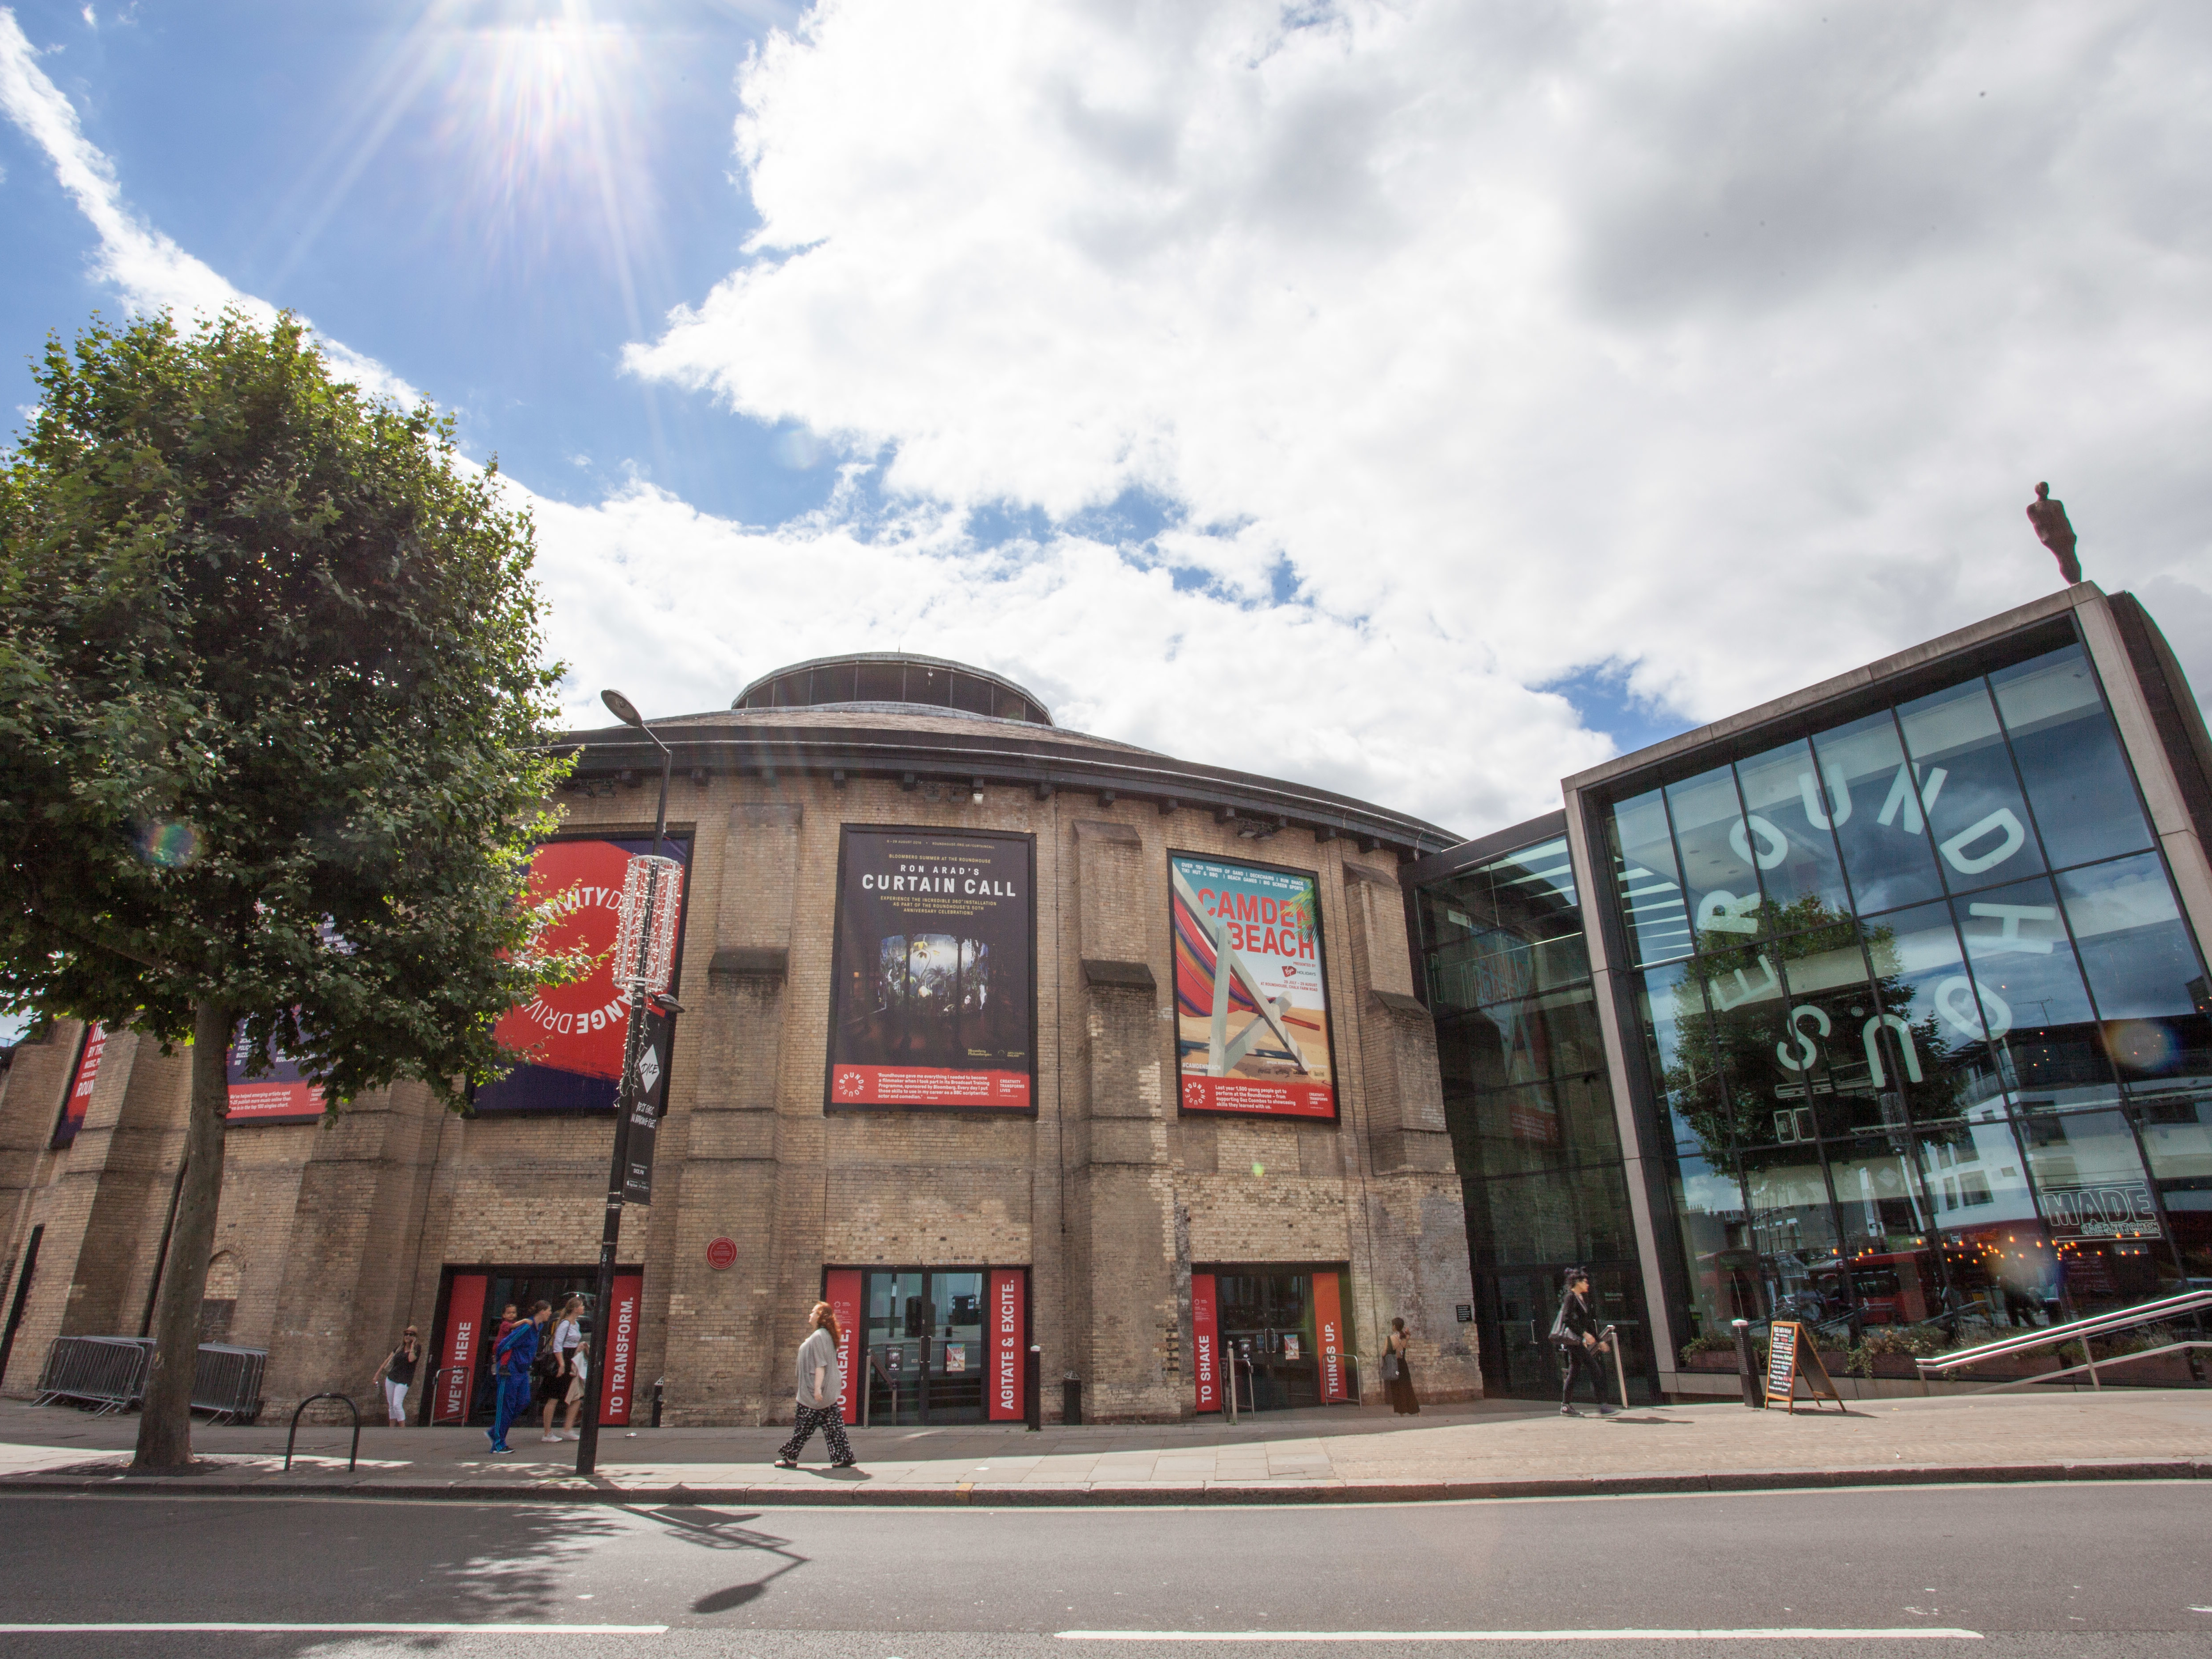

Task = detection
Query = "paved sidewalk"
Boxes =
[1,1389,2206,1505]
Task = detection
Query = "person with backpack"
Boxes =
[541,1295,587,1444]
[488,1300,549,1455]
[1551,1267,1619,1417]
[773,1302,857,1470]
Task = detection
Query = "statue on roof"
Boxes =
[2027,482,2080,585]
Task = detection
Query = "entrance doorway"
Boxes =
[1480,1260,1657,1404]
[854,1268,994,1425]
[428,1265,643,1427]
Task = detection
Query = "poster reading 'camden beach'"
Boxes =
[474,835,691,1113]
[1170,854,1336,1120]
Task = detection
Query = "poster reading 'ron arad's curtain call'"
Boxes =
[473,835,691,1113]
[827,828,1035,1112]
[1171,854,1336,1120]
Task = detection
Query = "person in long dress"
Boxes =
[1384,1316,1421,1415]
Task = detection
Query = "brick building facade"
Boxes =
[0,654,1480,1426]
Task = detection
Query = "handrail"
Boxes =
[1916,1289,2211,1393]
[285,1392,362,1472]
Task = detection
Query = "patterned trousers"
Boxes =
[777,1402,853,1464]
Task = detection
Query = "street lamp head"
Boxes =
[600,688,645,728]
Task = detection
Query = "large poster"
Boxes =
[475,835,691,1113]
[226,1023,327,1123]
[53,1023,105,1148]
[826,828,1036,1112]
[1170,854,1337,1119]
[596,1270,644,1426]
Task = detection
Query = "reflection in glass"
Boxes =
[1897,676,2047,894]
[1738,1143,1846,1331]
[1915,1115,2051,1327]
[2014,1108,2169,1311]
[1813,709,1949,914]
[1669,1152,1758,1333]
[1422,837,1588,1011]
[1668,766,1774,951]
[2056,853,2212,1085]
[1633,970,1724,1156]
[1990,646,2153,870]
[1769,923,1900,1140]
[1465,1164,1638,1266]
[2132,1086,2212,1281]
[1733,736,1855,917]
[1953,875,2121,1110]
[1605,791,1692,965]
[1862,903,2002,1123]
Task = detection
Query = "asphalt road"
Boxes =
[0,1484,2207,1658]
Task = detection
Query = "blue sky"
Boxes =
[5,0,2210,868]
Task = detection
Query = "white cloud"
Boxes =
[627,0,2212,758]
[0,7,419,406]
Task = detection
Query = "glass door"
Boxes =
[1480,1261,1658,1404]
[858,1269,989,1425]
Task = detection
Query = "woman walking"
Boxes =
[1383,1316,1421,1415]
[372,1327,421,1427]
[488,1300,549,1455]
[773,1302,856,1470]
[541,1295,587,1444]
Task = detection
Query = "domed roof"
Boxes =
[733,652,1052,727]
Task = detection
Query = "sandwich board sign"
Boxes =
[1763,1320,1842,1413]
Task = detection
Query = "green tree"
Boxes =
[0,310,576,1469]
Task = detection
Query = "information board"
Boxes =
[1763,1319,1842,1413]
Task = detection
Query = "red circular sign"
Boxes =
[705,1237,738,1271]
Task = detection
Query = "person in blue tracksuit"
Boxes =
[489,1301,549,1454]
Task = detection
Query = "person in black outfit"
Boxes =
[1553,1268,1618,1417]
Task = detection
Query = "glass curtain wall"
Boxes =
[1421,836,1658,1402]
[1601,639,2212,1368]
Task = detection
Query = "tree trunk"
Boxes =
[132,998,231,1471]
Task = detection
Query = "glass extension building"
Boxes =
[1413,583,2212,1399]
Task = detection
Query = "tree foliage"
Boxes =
[0,309,575,1464]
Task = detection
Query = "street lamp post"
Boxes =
[576,688,673,1478]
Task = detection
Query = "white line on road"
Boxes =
[1056,1632,1984,1643]
[0,1624,668,1635]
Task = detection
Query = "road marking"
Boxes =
[0,1624,668,1636]
[1056,1632,1983,1643]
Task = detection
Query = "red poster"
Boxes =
[54,1024,106,1147]
[435,1274,488,1423]
[1171,856,1338,1122]
[989,1267,1027,1421]
[225,1022,325,1124]
[824,1268,863,1415]
[597,1271,644,1426]
[1313,1272,1348,1402]
[1192,1272,1220,1414]
[479,837,689,1113]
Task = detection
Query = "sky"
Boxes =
[4,0,2210,855]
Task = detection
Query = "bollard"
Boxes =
[1025,1345,1042,1430]
[1061,1371,1082,1428]
[1731,1318,1761,1408]
[650,1375,665,1429]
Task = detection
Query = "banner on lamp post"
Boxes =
[620,1004,675,1206]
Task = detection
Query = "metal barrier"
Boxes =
[285,1392,362,1472]
[1916,1289,2212,1394]
[191,1344,265,1425]
[35,1336,153,1414]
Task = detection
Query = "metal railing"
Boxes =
[35,1336,153,1414]
[190,1344,266,1425]
[1915,1289,2212,1394]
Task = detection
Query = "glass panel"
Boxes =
[1733,737,1855,920]
[863,1270,928,1426]
[1669,766,1776,950]
[1668,1152,1762,1344]
[2014,1108,2170,1311]
[1989,646,2154,871]
[1606,788,1693,965]
[1769,919,1904,1140]
[927,1270,987,1422]
[1422,838,1590,1011]
[2056,852,2212,1084]
[1860,901,2005,1123]
[1915,1115,2054,1329]
[1685,938,1794,1153]
[1897,676,2047,893]
[1825,1137,1938,1272]
[1813,709,1949,914]
[1467,1165,1638,1266]
[2132,1086,2212,1284]
[1632,968,1729,1157]
[1215,1270,1320,1410]
[1953,875,2121,1110]
[1737,1143,1846,1332]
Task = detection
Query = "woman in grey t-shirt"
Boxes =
[773,1301,856,1468]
